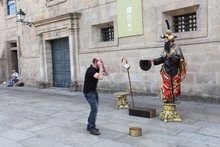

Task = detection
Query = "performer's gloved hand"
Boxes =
[166,53,171,57]
[124,64,130,69]
[149,59,154,65]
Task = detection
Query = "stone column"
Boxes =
[68,29,78,91]
[37,34,48,88]
[69,13,81,91]
[73,18,80,84]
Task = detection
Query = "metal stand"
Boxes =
[159,103,181,122]
[114,92,129,109]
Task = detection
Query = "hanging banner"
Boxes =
[117,0,143,37]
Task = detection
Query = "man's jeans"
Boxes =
[84,91,99,130]
[7,78,19,87]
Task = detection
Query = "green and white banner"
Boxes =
[117,0,143,37]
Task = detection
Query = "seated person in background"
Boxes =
[7,70,19,87]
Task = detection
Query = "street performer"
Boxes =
[151,27,186,103]
[83,57,109,135]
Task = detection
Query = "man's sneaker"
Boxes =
[87,128,99,131]
[89,128,100,135]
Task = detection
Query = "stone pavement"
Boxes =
[0,85,220,147]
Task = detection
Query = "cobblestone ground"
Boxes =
[0,85,220,147]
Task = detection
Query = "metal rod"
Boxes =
[121,58,135,108]
[127,68,135,108]
[171,77,175,104]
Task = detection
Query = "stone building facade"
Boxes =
[0,0,219,102]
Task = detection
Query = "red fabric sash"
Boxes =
[160,60,186,102]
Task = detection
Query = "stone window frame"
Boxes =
[157,0,208,41]
[34,13,81,89]
[7,0,16,15]
[46,0,67,7]
[6,37,21,79]
[90,21,118,49]
[3,0,17,20]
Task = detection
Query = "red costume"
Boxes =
[153,43,186,103]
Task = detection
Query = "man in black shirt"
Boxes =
[83,57,109,135]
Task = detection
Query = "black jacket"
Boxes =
[153,43,183,77]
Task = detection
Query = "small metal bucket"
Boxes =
[129,127,142,137]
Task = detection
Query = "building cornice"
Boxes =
[33,13,81,27]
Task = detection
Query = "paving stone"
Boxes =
[18,111,50,121]
[22,122,55,133]
[145,132,220,147]
[98,127,125,140]
[75,118,88,125]
[51,112,84,121]
[197,127,220,138]
[0,122,12,133]
[35,126,77,141]
[19,136,72,147]
[151,120,201,133]
[60,132,104,147]
[193,120,220,129]
[32,109,58,116]
[0,128,36,142]
[101,122,130,134]
[0,114,31,126]
[41,117,73,127]
[116,135,177,147]
[184,112,220,124]
[11,120,44,130]
[178,131,220,144]
[0,136,25,147]
[63,121,88,132]
[90,139,135,147]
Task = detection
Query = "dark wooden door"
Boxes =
[51,38,71,88]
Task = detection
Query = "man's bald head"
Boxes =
[92,57,103,69]
[92,57,101,64]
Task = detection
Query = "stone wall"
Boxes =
[0,0,219,101]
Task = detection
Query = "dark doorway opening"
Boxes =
[11,50,18,73]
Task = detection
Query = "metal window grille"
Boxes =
[173,13,197,33]
[10,43,17,48]
[7,0,16,15]
[101,27,114,42]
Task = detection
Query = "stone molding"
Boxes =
[46,0,67,7]
[33,13,81,28]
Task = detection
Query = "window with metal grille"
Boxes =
[10,42,17,48]
[7,0,16,15]
[101,27,114,42]
[173,13,197,33]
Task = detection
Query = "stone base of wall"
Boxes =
[179,95,220,104]
[0,79,5,83]
[69,82,82,92]
[37,82,52,89]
